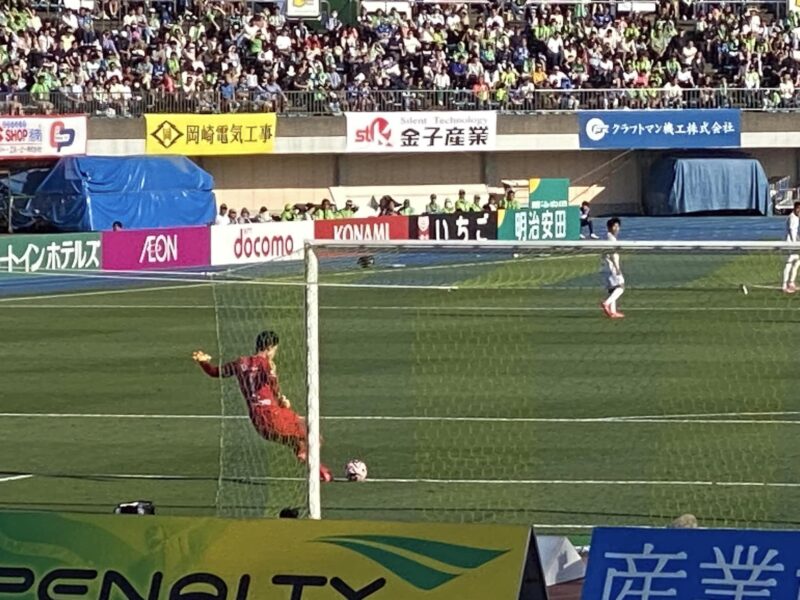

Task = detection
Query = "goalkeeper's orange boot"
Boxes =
[320,465,334,483]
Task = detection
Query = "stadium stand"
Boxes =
[0,0,794,116]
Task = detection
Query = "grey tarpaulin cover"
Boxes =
[644,154,769,216]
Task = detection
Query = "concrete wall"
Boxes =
[200,147,799,216]
[85,112,800,215]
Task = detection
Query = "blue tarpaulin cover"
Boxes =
[644,155,769,216]
[28,156,216,231]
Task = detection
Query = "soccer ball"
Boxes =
[345,459,368,482]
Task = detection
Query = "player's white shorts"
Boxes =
[606,273,625,291]
[788,253,800,264]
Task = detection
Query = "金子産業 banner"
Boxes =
[145,113,276,155]
[0,232,100,273]
[346,112,497,153]
[578,109,741,149]
[0,511,545,600]
[0,116,87,158]
[582,526,800,600]
[102,226,211,271]
[211,221,313,265]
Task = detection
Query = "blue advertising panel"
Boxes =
[578,109,741,149]
[583,527,800,600]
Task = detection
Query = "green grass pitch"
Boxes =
[3,250,800,534]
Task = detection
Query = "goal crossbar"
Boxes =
[306,240,800,252]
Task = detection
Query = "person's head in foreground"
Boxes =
[607,217,621,237]
[794,201,800,217]
[255,330,279,360]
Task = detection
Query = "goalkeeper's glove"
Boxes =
[278,395,291,408]
[192,350,212,363]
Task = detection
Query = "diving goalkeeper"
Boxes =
[193,330,333,482]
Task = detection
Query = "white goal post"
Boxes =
[302,238,800,520]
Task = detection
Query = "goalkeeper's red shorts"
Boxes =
[252,406,307,441]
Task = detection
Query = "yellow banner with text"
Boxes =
[145,113,276,155]
[0,511,540,600]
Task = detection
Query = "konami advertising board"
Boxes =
[210,221,313,266]
[314,216,409,241]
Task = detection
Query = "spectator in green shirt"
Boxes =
[443,200,456,214]
[337,199,358,218]
[399,199,414,216]
[455,193,470,212]
[313,199,337,220]
[426,194,442,214]
[468,195,483,212]
[280,204,296,221]
[502,190,521,210]
[30,75,53,113]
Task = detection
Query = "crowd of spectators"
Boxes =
[1,0,799,116]
[213,188,520,222]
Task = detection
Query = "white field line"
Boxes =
[0,283,211,304]
[48,472,800,489]
[0,412,799,426]
[1,303,799,313]
[616,411,800,421]
[0,475,33,483]
[323,253,588,278]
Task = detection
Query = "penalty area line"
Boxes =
[0,283,211,304]
[0,304,799,312]
[0,412,799,425]
[0,475,33,484]
[37,472,800,490]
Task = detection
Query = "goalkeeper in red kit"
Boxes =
[193,330,333,482]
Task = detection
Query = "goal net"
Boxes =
[211,258,309,518]
[298,240,800,530]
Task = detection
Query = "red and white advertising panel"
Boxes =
[102,226,211,271]
[211,221,313,266]
[0,115,87,158]
[314,216,409,241]
[345,112,497,153]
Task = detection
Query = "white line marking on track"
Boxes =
[0,412,797,425]
[0,283,211,304]
[0,475,33,483]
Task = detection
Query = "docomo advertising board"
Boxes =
[102,226,211,271]
[0,115,87,158]
[211,221,313,266]
[0,510,544,600]
[314,216,409,241]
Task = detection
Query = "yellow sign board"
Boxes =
[0,511,538,599]
[145,113,276,156]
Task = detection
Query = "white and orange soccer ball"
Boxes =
[345,459,368,482]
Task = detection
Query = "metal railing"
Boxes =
[0,87,796,117]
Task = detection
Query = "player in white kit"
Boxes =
[783,202,800,294]
[601,218,625,319]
